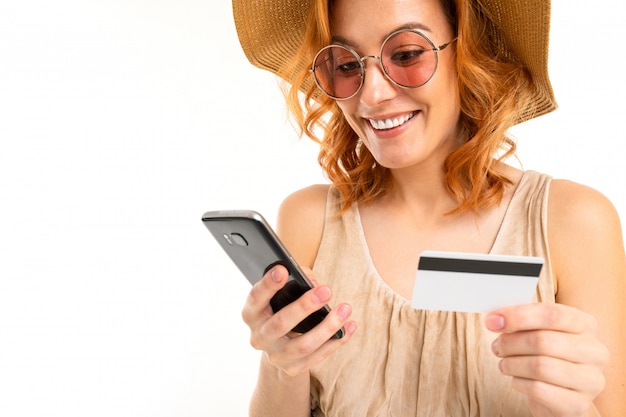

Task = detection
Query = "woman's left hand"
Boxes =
[486,303,609,417]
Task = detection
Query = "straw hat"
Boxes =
[232,0,556,122]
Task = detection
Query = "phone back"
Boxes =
[202,210,291,285]
[202,209,344,338]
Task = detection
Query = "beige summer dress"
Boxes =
[310,171,555,417]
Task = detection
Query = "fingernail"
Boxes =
[345,321,357,335]
[270,268,282,283]
[336,304,351,321]
[486,314,505,331]
[312,286,331,303]
[491,339,500,356]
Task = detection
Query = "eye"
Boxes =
[389,46,427,67]
[335,60,361,76]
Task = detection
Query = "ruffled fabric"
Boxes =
[311,171,555,417]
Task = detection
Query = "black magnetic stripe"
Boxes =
[418,256,543,277]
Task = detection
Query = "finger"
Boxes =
[288,303,354,343]
[252,284,335,345]
[492,328,609,366]
[267,319,358,376]
[508,375,603,416]
[498,354,606,394]
[486,303,598,335]
[241,264,289,326]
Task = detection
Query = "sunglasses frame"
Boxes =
[311,29,456,100]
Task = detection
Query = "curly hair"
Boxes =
[283,0,535,214]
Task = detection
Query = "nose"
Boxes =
[358,56,398,106]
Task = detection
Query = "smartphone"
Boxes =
[202,209,344,339]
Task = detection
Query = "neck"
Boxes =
[382,164,460,225]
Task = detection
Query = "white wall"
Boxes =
[0,1,623,416]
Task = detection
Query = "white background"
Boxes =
[0,1,624,416]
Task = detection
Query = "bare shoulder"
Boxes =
[548,179,623,243]
[276,184,331,268]
[547,179,626,296]
[548,180,626,416]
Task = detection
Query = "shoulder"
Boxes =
[276,184,331,268]
[547,179,621,239]
[547,179,625,295]
[546,183,626,414]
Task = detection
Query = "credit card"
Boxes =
[411,251,544,313]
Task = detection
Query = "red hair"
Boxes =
[283,0,535,214]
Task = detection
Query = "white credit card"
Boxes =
[411,251,544,313]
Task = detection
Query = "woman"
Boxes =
[232,0,626,415]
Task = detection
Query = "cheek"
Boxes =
[425,73,461,125]
[429,98,461,140]
[442,89,462,129]
[336,102,363,134]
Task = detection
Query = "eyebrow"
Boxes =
[330,22,433,47]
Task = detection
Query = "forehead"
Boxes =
[329,0,452,44]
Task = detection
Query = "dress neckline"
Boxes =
[350,170,533,304]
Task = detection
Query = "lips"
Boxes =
[368,111,416,130]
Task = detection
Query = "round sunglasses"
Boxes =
[311,29,456,100]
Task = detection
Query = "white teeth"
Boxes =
[369,112,415,130]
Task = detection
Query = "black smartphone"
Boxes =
[202,210,344,339]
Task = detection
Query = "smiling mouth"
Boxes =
[368,112,416,130]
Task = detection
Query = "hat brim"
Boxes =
[232,0,556,123]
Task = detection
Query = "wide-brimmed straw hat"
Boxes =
[232,0,556,123]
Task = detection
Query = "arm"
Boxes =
[486,180,626,417]
[246,185,357,417]
[249,343,314,417]
[549,180,626,416]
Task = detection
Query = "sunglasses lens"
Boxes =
[381,31,437,88]
[312,30,441,99]
[312,45,363,99]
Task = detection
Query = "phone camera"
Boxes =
[222,233,248,246]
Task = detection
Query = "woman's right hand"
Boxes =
[241,264,357,376]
